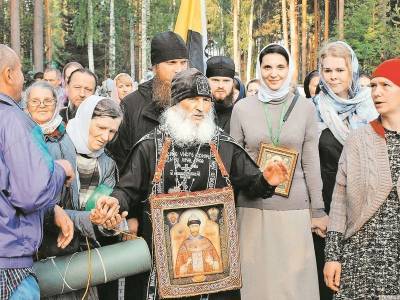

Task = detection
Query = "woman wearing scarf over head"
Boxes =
[111,73,136,103]
[324,58,400,299]
[63,95,126,300]
[314,41,378,300]
[230,44,327,300]
[25,86,125,299]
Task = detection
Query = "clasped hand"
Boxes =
[89,196,128,229]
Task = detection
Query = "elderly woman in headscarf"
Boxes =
[230,43,327,300]
[26,88,126,299]
[324,58,400,299]
[111,73,136,103]
[313,41,378,300]
[24,81,84,236]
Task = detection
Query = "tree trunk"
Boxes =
[109,0,116,77]
[282,0,289,49]
[233,0,240,74]
[44,0,52,64]
[33,0,44,72]
[289,0,299,83]
[338,0,344,39]
[301,0,307,80]
[246,0,255,82]
[324,0,329,41]
[10,0,20,57]
[141,0,148,80]
[87,0,94,72]
[0,0,3,43]
[313,0,320,69]
[220,2,224,52]
[129,12,135,80]
[170,0,176,30]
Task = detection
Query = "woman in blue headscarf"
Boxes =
[314,41,378,300]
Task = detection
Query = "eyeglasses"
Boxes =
[28,98,56,107]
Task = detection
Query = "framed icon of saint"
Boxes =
[257,143,299,197]
[150,187,241,298]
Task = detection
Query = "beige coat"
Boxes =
[328,120,400,239]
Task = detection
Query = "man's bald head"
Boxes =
[0,45,19,72]
[0,44,24,101]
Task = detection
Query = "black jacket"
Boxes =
[107,79,164,169]
[318,128,343,214]
[215,105,233,134]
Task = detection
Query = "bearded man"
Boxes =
[103,68,288,300]
[206,56,236,133]
[106,30,188,300]
[107,31,189,169]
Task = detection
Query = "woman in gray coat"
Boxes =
[230,44,328,300]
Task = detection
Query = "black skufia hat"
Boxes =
[206,56,235,79]
[171,68,212,105]
[151,31,189,66]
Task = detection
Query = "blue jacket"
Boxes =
[0,93,66,268]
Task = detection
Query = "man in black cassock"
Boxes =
[106,32,189,299]
[108,68,288,300]
[206,56,236,133]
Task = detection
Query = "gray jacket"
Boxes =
[45,124,117,240]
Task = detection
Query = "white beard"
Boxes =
[161,106,217,147]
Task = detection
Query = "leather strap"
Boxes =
[152,137,172,184]
[283,92,299,123]
[209,143,229,178]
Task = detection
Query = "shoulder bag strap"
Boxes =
[152,137,172,184]
[209,142,231,187]
[283,92,300,123]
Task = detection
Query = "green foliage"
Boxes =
[3,0,400,81]
[340,0,400,73]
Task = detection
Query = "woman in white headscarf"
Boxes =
[230,44,326,300]
[66,95,123,210]
[46,95,124,300]
[111,73,136,103]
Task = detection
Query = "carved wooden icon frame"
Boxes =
[150,187,241,299]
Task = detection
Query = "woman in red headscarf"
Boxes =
[324,58,400,299]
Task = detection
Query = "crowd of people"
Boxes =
[0,28,399,300]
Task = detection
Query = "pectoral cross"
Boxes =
[174,164,199,190]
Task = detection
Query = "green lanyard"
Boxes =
[263,101,288,146]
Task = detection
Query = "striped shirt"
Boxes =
[0,268,34,300]
[76,154,99,209]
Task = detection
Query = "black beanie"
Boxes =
[151,31,189,66]
[206,56,235,79]
[171,68,212,105]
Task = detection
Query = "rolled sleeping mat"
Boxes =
[33,238,151,297]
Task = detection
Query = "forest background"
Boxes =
[0,0,399,84]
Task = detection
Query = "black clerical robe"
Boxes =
[112,126,275,300]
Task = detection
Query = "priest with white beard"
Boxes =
[107,68,288,300]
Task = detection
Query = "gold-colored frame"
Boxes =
[150,187,242,299]
[257,143,299,197]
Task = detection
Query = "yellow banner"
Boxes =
[174,0,203,42]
